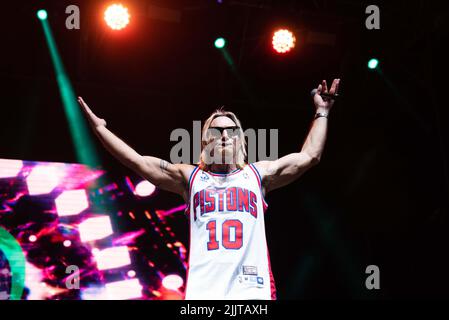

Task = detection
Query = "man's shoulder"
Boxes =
[250,161,271,175]
[174,163,198,182]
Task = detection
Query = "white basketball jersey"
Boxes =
[184,163,276,300]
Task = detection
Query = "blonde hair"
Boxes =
[198,108,247,171]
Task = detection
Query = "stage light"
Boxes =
[134,180,156,197]
[39,9,101,167]
[55,189,89,216]
[80,286,107,300]
[24,262,48,300]
[127,270,136,278]
[0,159,23,178]
[63,240,72,247]
[37,10,47,20]
[104,4,130,30]
[26,165,62,195]
[104,279,142,300]
[93,246,131,270]
[272,29,296,54]
[29,235,37,242]
[162,274,183,291]
[79,216,113,242]
[214,37,226,49]
[368,58,379,69]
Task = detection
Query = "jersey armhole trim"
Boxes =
[248,163,269,211]
[185,166,200,216]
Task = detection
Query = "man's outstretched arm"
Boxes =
[77,97,194,198]
[254,78,340,193]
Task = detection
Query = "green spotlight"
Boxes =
[214,37,226,49]
[37,9,48,20]
[38,11,100,167]
[368,58,379,69]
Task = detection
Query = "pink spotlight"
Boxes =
[79,216,113,242]
[134,180,155,197]
[0,159,23,178]
[93,246,131,270]
[104,279,142,300]
[55,189,89,216]
[63,240,72,247]
[127,270,136,278]
[26,165,63,195]
[29,235,37,242]
[162,274,183,291]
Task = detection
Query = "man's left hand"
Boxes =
[313,78,340,112]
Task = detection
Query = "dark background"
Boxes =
[1,0,448,298]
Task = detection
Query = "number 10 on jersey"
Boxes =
[206,219,243,250]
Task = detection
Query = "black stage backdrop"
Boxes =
[0,0,448,300]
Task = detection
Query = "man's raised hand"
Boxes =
[313,78,340,111]
[77,96,107,128]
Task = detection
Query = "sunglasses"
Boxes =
[207,126,241,138]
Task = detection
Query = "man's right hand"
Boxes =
[77,96,107,129]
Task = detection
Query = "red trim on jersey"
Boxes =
[185,166,200,217]
[188,166,200,196]
[248,163,269,211]
[267,249,277,300]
